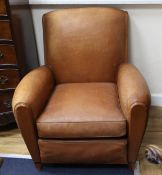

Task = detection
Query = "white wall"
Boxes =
[31,4,162,106]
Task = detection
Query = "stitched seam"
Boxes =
[37,120,126,124]
[125,11,128,62]
[38,134,127,139]
[38,139,127,144]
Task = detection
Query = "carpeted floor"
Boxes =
[0,158,134,175]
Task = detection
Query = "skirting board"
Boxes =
[151,94,162,106]
[0,153,31,159]
[29,0,162,5]
[134,161,140,175]
[9,0,28,5]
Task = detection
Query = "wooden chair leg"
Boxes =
[34,162,42,170]
[128,162,135,170]
[0,158,4,168]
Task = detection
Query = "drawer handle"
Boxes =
[0,51,4,59]
[0,76,8,85]
[3,99,12,109]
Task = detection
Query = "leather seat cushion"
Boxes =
[37,83,126,139]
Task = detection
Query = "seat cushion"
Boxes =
[37,83,126,139]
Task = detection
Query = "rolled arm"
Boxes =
[12,65,54,163]
[117,63,150,167]
[12,65,54,120]
[117,63,150,116]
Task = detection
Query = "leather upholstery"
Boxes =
[38,139,127,164]
[12,7,150,169]
[12,66,54,162]
[12,66,55,120]
[43,8,128,83]
[117,63,150,165]
[37,83,126,138]
[117,64,150,115]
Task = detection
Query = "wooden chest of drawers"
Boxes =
[0,0,20,127]
[0,0,7,17]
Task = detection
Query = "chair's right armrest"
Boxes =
[12,65,55,121]
[117,63,150,167]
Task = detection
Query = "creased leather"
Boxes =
[117,63,150,165]
[37,83,126,138]
[43,7,128,83]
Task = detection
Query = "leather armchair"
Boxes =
[12,7,150,170]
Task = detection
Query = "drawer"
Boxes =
[0,112,15,126]
[0,69,20,90]
[0,91,13,113]
[0,20,12,41]
[0,0,7,17]
[0,44,17,65]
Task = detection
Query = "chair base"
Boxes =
[0,158,4,168]
[128,162,135,170]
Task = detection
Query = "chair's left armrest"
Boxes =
[12,65,55,120]
[12,65,54,163]
[117,63,151,167]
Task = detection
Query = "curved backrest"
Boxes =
[43,7,128,83]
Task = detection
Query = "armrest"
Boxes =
[12,65,54,120]
[12,66,54,163]
[117,63,150,118]
[117,63,151,167]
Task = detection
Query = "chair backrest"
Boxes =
[43,7,128,84]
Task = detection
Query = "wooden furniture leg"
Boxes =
[0,158,4,168]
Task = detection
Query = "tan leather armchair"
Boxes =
[12,7,150,170]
